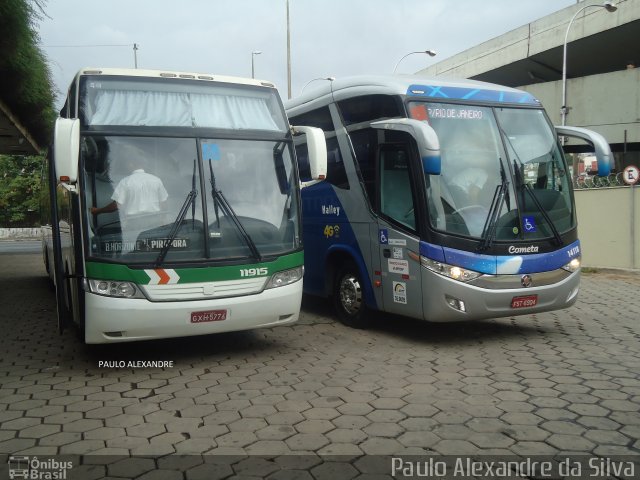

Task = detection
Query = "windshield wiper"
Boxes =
[208,159,262,262]
[500,127,564,246]
[511,152,564,247]
[154,189,197,267]
[523,180,564,246]
[478,160,509,252]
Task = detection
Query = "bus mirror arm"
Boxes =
[555,125,612,177]
[53,118,81,184]
[371,119,441,175]
[292,125,327,186]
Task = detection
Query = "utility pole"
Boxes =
[133,43,139,69]
[286,0,291,99]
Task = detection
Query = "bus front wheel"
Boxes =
[333,262,370,329]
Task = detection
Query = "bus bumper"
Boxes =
[83,281,302,343]
[422,268,580,322]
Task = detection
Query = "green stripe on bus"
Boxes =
[85,251,304,285]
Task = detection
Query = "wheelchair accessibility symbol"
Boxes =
[523,216,537,233]
[522,217,538,233]
[379,228,388,244]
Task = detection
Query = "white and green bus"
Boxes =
[42,67,326,343]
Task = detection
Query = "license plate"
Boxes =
[191,309,227,323]
[511,295,538,309]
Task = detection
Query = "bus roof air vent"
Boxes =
[160,73,177,78]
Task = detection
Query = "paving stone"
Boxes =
[285,433,330,451]
[18,423,60,438]
[546,434,595,451]
[294,419,334,434]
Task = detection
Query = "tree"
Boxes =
[0,154,44,226]
[0,0,56,148]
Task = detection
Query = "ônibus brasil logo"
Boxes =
[8,456,73,479]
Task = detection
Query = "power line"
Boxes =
[40,43,135,48]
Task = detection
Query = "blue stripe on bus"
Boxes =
[407,85,540,105]
[420,240,581,275]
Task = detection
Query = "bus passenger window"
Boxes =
[379,145,416,230]
[338,95,403,126]
[289,107,334,132]
[348,128,378,204]
[326,137,349,189]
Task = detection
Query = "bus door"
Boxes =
[374,141,424,318]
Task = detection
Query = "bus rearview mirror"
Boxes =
[371,118,441,175]
[53,118,80,184]
[293,126,327,184]
[555,125,612,177]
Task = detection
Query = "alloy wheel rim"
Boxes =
[339,275,362,315]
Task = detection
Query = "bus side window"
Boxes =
[348,128,378,205]
[379,145,416,231]
[326,137,349,189]
[290,107,334,131]
[337,95,403,126]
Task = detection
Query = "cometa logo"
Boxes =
[508,245,539,254]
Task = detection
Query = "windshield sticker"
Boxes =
[523,216,537,233]
[410,104,428,121]
[202,143,221,161]
[427,107,483,120]
[393,281,407,304]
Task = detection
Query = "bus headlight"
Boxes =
[266,267,303,289]
[421,257,482,282]
[88,279,145,298]
[561,257,581,273]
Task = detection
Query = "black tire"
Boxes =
[333,261,370,329]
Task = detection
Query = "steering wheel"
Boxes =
[95,220,121,236]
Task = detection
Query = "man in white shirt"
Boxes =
[91,156,168,252]
[91,158,168,217]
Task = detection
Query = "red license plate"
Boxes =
[191,309,227,323]
[511,295,538,309]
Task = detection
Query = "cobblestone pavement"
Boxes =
[1,253,639,478]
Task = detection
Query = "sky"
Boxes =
[37,0,578,108]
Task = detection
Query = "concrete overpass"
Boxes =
[417,0,640,169]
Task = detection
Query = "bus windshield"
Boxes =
[409,102,574,242]
[83,136,299,263]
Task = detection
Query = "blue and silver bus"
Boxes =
[286,75,611,327]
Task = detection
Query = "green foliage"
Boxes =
[0,154,44,226]
[0,0,56,149]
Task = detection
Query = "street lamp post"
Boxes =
[393,50,436,74]
[300,77,335,96]
[251,51,262,79]
[561,1,617,125]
